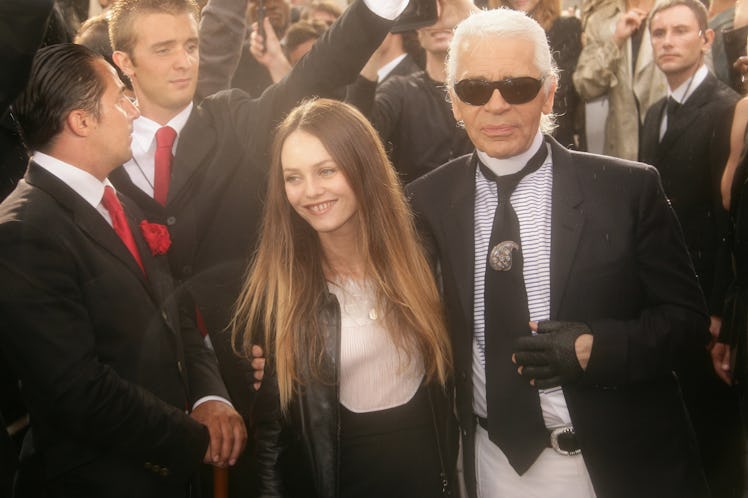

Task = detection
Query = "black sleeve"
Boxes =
[252,361,286,498]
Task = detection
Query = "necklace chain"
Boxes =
[130,152,155,191]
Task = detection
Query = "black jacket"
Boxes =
[0,164,228,497]
[252,290,459,498]
[640,73,739,316]
[407,138,710,498]
[346,70,472,185]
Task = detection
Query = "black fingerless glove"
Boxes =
[513,320,591,389]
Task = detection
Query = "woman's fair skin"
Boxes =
[720,97,748,211]
[281,129,365,280]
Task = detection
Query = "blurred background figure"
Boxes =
[346,0,474,184]
[74,12,134,96]
[574,0,667,160]
[234,0,293,95]
[299,0,342,24]
[282,18,329,65]
[638,1,743,495]
[708,0,736,88]
[722,0,748,93]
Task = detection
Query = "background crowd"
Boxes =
[2,0,748,495]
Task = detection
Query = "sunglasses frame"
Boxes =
[453,76,546,106]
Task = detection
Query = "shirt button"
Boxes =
[166,216,176,226]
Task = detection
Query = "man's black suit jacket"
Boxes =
[640,71,742,498]
[640,72,739,315]
[0,163,228,497]
[110,0,394,419]
[406,137,711,498]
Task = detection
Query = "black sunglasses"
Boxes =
[453,77,545,106]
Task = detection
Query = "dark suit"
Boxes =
[640,72,738,315]
[407,138,711,498]
[110,0,394,422]
[640,72,743,497]
[0,163,229,498]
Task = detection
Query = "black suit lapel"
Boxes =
[168,106,216,205]
[659,75,717,154]
[109,166,163,220]
[548,140,584,319]
[26,164,156,297]
[443,154,478,324]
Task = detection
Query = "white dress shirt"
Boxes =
[659,64,708,140]
[35,151,231,411]
[472,132,572,428]
[123,103,192,197]
[33,152,116,225]
[377,53,408,82]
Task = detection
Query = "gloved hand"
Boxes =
[513,321,591,389]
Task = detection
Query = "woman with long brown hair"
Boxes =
[231,98,456,498]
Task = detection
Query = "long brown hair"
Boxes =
[488,0,560,31]
[231,99,452,412]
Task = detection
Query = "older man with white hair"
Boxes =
[407,8,711,498]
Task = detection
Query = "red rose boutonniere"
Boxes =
[140,221,172,255]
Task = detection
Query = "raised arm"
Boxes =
[248,17,293,83]
[210,0,409,163]
[573,4,641,101]
[197,0,249,99]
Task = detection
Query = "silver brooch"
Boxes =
[489,241,520,271]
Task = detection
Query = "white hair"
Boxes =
[445,8,558,133]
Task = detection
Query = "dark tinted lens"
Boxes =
[500,77,543,104]
[454,79,494,105]
[454,77,543,105]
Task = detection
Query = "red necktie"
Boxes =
[154,126,177,205]
[101,186,145,273]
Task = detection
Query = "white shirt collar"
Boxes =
[377,53,407,82]
[32,151,114,209]
[131,101,193,154]
[476,132,544,177]
[669,65,708,104]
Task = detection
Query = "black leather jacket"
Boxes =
[252,290,459,498]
